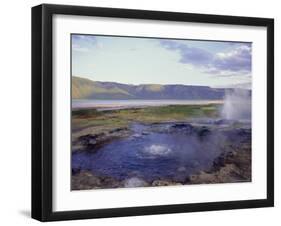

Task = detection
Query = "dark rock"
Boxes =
[172,123,189,129]
[78,134,99,147]
[237,129,251,141]
[171,123,194,134]
[197,126,211,137]
[72,168,81,175]
[75,127,131,152]
[213,150,237,170]
[214,119,235,125]
[109,128,127,133]
[213,155,226,169]
[224,128,251,144]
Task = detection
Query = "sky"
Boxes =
[72,34,252,89]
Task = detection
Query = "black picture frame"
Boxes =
[32,3,274,222]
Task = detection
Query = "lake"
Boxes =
[72,99,223,110]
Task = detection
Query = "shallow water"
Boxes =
[72,123,225,183]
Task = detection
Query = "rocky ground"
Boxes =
[72,126,132,154]
[188,143,251,184]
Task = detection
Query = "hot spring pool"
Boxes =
[72,123,225,183]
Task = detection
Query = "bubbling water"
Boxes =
[124,177,148,188]
[143,144,172,156]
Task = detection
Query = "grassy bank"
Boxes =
[72,104,221,134]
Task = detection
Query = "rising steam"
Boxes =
[221,89,251,120]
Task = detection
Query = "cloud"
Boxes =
[72,35,99,52]
[159,40,252,76]
[72,43,90,52]
[160,40,213,66]
[72,35,97,43]
[214,45,251,72]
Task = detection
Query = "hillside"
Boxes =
[72,76,236,100]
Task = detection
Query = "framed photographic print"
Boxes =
[32,4,274,221]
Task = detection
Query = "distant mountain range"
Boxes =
[72,76,249,100]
